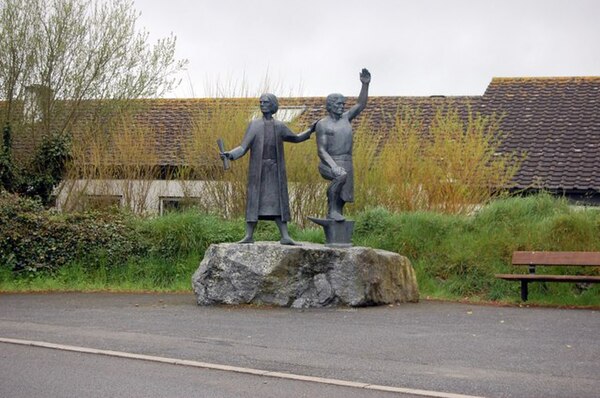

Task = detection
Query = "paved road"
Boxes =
[1,344,410,398]
[0,293,598,398]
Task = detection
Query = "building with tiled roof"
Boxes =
[4,76,600,212]
[481,77,600,203]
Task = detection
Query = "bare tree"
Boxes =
[0,0,187,201]
[1,0,186,124]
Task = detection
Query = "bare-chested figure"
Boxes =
[315,68,370,221]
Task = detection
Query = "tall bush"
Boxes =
[352,106,523,214]
[178,99,253,218]
[188,102,520,222]
[61,110,160,213]
[59,100,521,220]
[176,98,322,226]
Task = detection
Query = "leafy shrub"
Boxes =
[1,124,71,206]
[0,124,19,192]
[21,132,71,205]
[0,191,146,273]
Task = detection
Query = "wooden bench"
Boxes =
[495,251,600,301]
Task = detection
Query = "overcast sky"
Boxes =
[135,0,600,98]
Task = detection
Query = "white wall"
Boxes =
[55,179,219,215]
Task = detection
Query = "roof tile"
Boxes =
[482,77,600,191]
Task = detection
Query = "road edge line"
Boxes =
[0,337,486,398]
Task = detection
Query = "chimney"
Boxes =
[24,85,53,123]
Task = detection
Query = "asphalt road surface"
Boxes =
[0,293,598,398]
[1,344,413,398]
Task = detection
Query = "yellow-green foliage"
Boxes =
[351,106,523,214]
[62,110,160,213]
[179,99,323,226]
[62,99,521,220]
[179,99,253,218]
[200,104,521,222]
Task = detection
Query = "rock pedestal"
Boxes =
[192,242,419,308]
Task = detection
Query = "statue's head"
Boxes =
[326,93,345,116]
[259,93,279,115]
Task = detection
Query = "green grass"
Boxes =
[2,194,599,307]
[0,254,201,292]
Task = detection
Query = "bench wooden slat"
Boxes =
[499,251,600,301]
[512,251,600,266]
[495,274,600,283]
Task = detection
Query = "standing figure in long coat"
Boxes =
[221,93,315,245]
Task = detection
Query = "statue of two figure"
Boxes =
[221,68,371,245]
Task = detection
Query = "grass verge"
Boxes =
[2,194,599,307]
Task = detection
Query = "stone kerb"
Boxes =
[192,242,419,308]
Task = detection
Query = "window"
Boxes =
[83,195,122,211]
[24,85,53,123]
[160,197,202,215]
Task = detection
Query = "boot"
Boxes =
[275,218,300,245]
[238,222,256,243]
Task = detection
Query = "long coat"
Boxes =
[229,117,311,222]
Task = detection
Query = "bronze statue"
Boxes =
[221,93,315,245]
[315,68,370,221]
